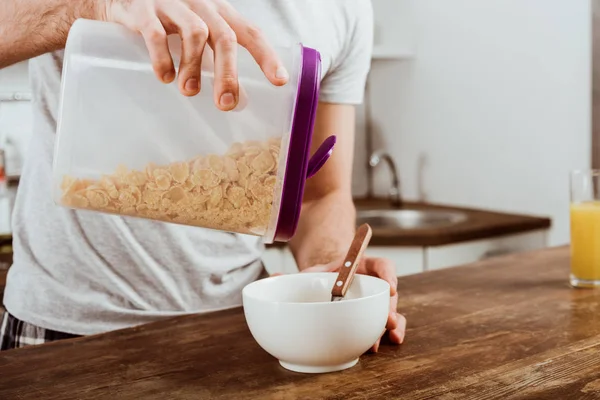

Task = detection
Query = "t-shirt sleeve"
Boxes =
[319,0,374,105]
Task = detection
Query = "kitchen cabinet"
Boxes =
[263,246,424,277]
[365,246,424,276]
[263,229,548,277]
[425,229,547,271]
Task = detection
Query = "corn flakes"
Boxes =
[169,162,190,184]
[85,189,110,208]
[60,137,283,236]
[153,169,172,191]
[125,171,147,187]
[251,151,275,175]
[192,169,220,190]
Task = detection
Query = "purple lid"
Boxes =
[272,45,336,242]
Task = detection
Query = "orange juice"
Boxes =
[570,202,600,283]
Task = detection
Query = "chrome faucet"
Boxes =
[369,150,403,208]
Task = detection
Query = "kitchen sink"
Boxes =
[356,209,468,231]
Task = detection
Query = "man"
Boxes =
[0,0,406,351]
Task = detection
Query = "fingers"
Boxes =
[134,0,286,104]
[217,1,288,86]
[157,3,209,96]
[386,293,399,330]
[369,337,381,353]
[370,286,404,353]
[139,17,176,84]
[211,26,239,111]
[390,313,407,344]
[188,1,239,110]
[363,258,398,296]
[386,282,405,345]
[369,313,406,353]
[388,291,406,345]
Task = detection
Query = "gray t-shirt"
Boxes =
[4,0,374,335]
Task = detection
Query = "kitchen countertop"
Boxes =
[268,198,550,247]
[354,198,551,246]
[0,246,597,399]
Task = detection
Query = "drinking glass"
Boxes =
[570,169,600,287]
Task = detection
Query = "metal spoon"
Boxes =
[331,223,373,302]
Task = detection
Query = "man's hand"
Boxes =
[103,0,288,107]
[0,0,287,104]
[301,257,406,352]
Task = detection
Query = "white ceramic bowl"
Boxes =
[242,272,390,373]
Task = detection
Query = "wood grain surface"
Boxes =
[0,246,598,400]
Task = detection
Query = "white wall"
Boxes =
[357,0,591,246]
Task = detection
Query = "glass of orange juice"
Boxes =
[570,170,600,287]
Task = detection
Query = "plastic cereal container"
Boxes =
[53,19,335,243]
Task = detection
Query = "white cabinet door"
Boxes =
[365,246,424,277]
[264,230,547,277]
[263,245,425,277]
[426,230,548,271]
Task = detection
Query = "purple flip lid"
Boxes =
[272,45,336,242]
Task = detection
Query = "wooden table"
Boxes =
[1,246,599,399]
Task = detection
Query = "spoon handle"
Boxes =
[331,223,373,299]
